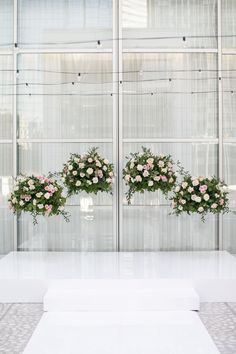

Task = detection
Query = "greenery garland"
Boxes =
[61,147,114,196]
[123,147,176,204]
[8,175,69,225]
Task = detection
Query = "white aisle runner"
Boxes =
[24,280,219,354]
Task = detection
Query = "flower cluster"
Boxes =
[123,147,176,204]
[61,147,114,196]
[8,175,69,224]
[171,175,229,221]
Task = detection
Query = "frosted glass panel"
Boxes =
[18,54,112,139]
[0,0,13,46]
[223,143,236,209]
[222,55,236,138]
[122,0,217,48]
[18,0,112,48]
[0,144,13,255]
[18,206,114,251]
[0,56,13,139]
[222,212,236,253]
[123,53,217,138]
[222,0,236,49]
[122,206,217,251]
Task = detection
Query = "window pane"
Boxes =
[18,0,112,48]
[18,54,113,139]
[122,206,217,251]
[0,55,13,139]
[122,0,217,49]
[222,0,236,49]
[0,144,13,255]
[123,53,217,139]
[0,0,13,47]
[222,55,236,138]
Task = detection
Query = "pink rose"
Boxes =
[199,185,208,193]
[219,199,224,205]
[161,176,167,182]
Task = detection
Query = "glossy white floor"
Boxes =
[0,251,236,302]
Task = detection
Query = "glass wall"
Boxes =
[0,0,236,253]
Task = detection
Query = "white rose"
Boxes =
[215,194,219,198]
[93,177,98,184]
[44,192,51,199]
[195,196,201,203]
[161,168,167,173]
[36,192,43,198]
[72,171,77,176]
[188,187,194,193]
[80,172,85,177]
[19,200,24,206]
[12,198,17,204]
[58,206,64,211]
[28,179,34,185]
[154,176,160,182]
[95,161,101,167]
[38,204,44,209]
[169,177,174,183]
[178,205,183,211]
[211,203,217,209]
[192,179,199,186]
[29,185,35,190]
[87,168,93,175]
[203,194,209,201]
[68,165,73,171]
[199,176,204,182]
[182,182,188,189]
[180,199,186,205]
[103,166,107,171]
[147,158,154,164]
[135,176,142,182]
[14,186,19,191]
[143,170,149,177]
[180,191,184,196]
[191,194,197,201]
[61,177,65,182]
[198,207,204,212]
[88,158,93,163]
[175,186,180,192]
[148,181,154,187]
[158,160,165,168]
[87,181,92,185]
[130,162,134,169]
[76,181,81,187]
[104,159,109,165]
[33,199,37,205]
[106,178,112,183]
[124,174,130,181]
[137,164,143,171]
[79,163,85,169]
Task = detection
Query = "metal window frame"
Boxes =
[3,0,225,251]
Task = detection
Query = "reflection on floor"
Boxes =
[0,303,235,354]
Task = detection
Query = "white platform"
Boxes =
[23,311,219,354]
[1,251,236,302]
[44,280,200,312]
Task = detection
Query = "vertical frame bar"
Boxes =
[217,0,223,250]
[118,0,123,251]
[13,0,18,250]
[112,0,119,250]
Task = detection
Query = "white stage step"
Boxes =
[44,280,200,312]
[23,311,219,354]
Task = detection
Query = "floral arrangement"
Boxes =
[123,147,176,204]
[61,147,114,196]
[171,174,229,221]
[8,175,69,225]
